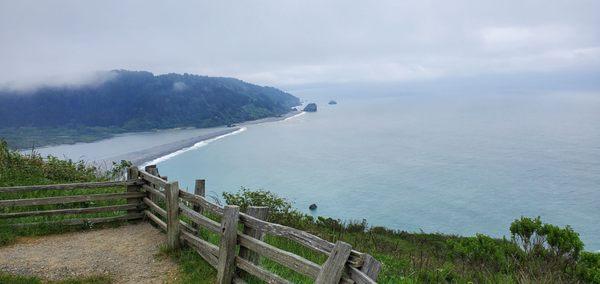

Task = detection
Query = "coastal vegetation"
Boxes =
[1,141,599,283]
[0,70,300,149]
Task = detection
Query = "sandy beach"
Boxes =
[107,111,302,166]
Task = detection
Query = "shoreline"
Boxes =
[109,111,303,166]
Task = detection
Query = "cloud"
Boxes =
[172,81,188,92]
[0,70,118,93]
[0,0,598,89]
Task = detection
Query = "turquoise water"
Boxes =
[37,88,600,250]
[152,89,600,250]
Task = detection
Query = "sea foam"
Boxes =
[283,111,306,121]
[141,127,247,167]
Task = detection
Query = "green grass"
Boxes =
[0,140,134,246]
[0,272,112,284]
[0,140,134,283]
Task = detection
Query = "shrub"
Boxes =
[346,219,368,233]
[222,187,292,214]
[510,216,543,253]
[447,234,519,272]
[316,217,344,232]
[577,252,600,283]
[0,139,112,186]
[510,216,584,263]
[369,226,396,235]
[540,224,583,261]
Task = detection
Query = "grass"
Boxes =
[0,272,112,284]
[2,140,599,283]
[0,141,133,283]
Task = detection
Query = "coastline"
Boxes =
[108,111,303,166]
[109,127,244,166]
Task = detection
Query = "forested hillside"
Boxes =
[0,70,300,149]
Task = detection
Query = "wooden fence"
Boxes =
[0,180,145,226]
[0,165,381,283]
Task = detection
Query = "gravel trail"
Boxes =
[0,223,178,283]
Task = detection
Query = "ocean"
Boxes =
[35,88,600,250]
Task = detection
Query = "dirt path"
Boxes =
[0,223,178,283]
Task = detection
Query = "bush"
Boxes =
[346,219,368,233]
[577,252,600,283]
[510,216,584,263]
[510,216,543,253]
[316,217,344,232]
[447,234,520,272]
[540,224,583,261]
[0,140,107,186]
[223,187,292,212]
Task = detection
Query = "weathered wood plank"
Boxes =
[179,190,224,216]
[144,165,161,205]
[237,233,321,278]
[192,179,205,231]
[239,212,352,258]
[181,189,364,265]
[179,203,221,233]
[180,230,219,267]
[126,167,141,217]
[3,213,143,228]
[143,197,196,234]
[142,197,166,217]
[139,169,168,187]
[0,203,143,219]
[239,206,269,265]
[165,181,181,250]
[0,192,146,207]
[144,165,158,175]
[217,205,240,284]
[348,266,377,284]
[315,241,352,284]
[359,254,381,281]
[142,184,165,200]
[235,256,292,284]
[144,210,166,231]
[0,181,131,193]
[232,277,248,284]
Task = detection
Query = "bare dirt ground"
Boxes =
[0,222,179,283]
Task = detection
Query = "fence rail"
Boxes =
[0,178,145,227]
[138,166,381,284]
[0,165,381,283]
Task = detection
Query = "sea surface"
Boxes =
[36,88,600,250]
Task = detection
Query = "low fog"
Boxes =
[1,0,599,90]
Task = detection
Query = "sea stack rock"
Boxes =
[309,203,317,210]
[328,100,337,105]
[303,103,317,112]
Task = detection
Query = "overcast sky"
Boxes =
[1,0,599,89]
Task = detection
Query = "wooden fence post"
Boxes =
[239,206,268,265]
[145,165,158,176]
[361,254,382,281]
[193,180,205,213]
[315,240,352,284]
[126,167,141,217]
[165,181,181,250]
[217,205,240,284]
[192,179,205,232]
[144,165,160,204]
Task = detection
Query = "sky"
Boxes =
[0,0,599,90]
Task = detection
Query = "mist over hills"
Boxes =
[0,70,300,148]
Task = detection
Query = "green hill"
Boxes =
[0,70,300,149]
